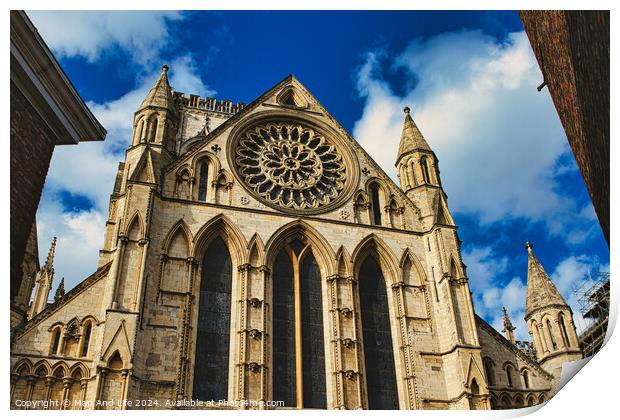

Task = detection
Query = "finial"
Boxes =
[403,106,411,115]
[162,64,169,74]
[525,241,533,252]
[45,236,57,269]
[54,277,65,302]
[502,306,509,317]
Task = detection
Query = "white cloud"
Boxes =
[36,196,106,292]
[27,11,184,65]
[352,30,597,241]
[37,56,214,291]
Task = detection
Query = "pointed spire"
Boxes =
[525,242,568,318]
[396,106,432,162]
[54,277,65,302]
[28,237,56,319]
[43,236,57,272]
[502,307,516,344]
[139,64,175,111]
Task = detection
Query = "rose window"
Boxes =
[234,122,349,211]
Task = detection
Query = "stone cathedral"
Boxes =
[10,66,583,410]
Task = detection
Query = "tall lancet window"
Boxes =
[272,240,326,408]
[359,255,398,409]
[420,156,431,184]
[198,161,209,201]
[369,184,382,226]
[559,313,571,347]
[193,237,232,401]
[547,319,558,350]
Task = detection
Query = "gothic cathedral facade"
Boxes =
[10,66,583,410]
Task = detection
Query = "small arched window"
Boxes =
[506,365,514,388]
[484,359,495,386]
[198,161,209,201]
[522,369,530,388]
[81,322,92,357]
[547,319,557,350]
[369,183,382,225]
[50,327,61,355]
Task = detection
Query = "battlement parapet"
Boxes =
[174,92,245,114]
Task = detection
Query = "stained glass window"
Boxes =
[193,237,232,401]
[359,256,398,409]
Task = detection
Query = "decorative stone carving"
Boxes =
[248,329,262,340]
[247,362,261,373]
[248,297,262,308]
[344,370,357,380]
[232,121,356,213]
[340,307,353,318]
[240,196,250,205]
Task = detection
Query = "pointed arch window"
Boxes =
[522,369,530,388]
[150,118,158,142]
[272,240,326,408]
[369,184,382,226]
[420,156,431,184]
[506,365,514,388]
[484,359,495,387]
[135,118,145,144]
[81,321,92,357]
[198,161,209,201]
[193,237,232,401]
[50,327,61,355]
[559,313,571,347]
[547,319,558,350]
[359,255,398,409]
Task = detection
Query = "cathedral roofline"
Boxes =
[475,314,554,380]
[17,262,112,338]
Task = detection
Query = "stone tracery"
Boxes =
[234,122,348,211]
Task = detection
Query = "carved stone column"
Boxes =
[391,281,418,409]
[61,378,72,410]
[176,257,198,400]
[78,379,88,410]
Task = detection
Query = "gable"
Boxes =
[163,75,422,228]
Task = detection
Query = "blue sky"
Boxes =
[29,10,609,339]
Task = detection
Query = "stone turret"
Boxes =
[130,64,178,150]
[524,242,582,378]
[395,107,440,193]
[28,237,56,318]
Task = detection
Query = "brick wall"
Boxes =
[520,11,610,245]
[10,82,56,300]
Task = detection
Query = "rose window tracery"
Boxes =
[234,122,350,211]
